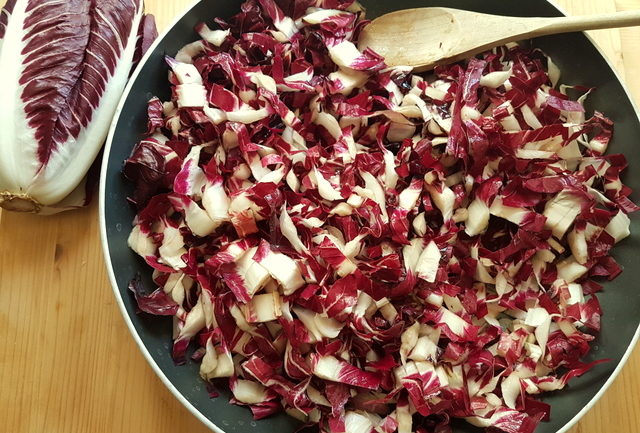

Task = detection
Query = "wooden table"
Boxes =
[1,1,639,432]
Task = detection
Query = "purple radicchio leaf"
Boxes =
[133,13,159,67]
[128,273,179,316]
[0,0,17,41]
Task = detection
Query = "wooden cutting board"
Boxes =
[1,0,639,432]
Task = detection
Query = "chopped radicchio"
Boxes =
[124,1,636,432]
[128,273,179,316]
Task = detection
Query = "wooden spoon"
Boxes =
[358,8,640,71]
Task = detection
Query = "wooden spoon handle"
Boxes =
[532,10,640,36]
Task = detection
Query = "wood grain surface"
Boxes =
[1,1,639,432]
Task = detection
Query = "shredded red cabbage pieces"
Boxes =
[124,1,637,432]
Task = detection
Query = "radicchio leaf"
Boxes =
[128,274,179,316]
